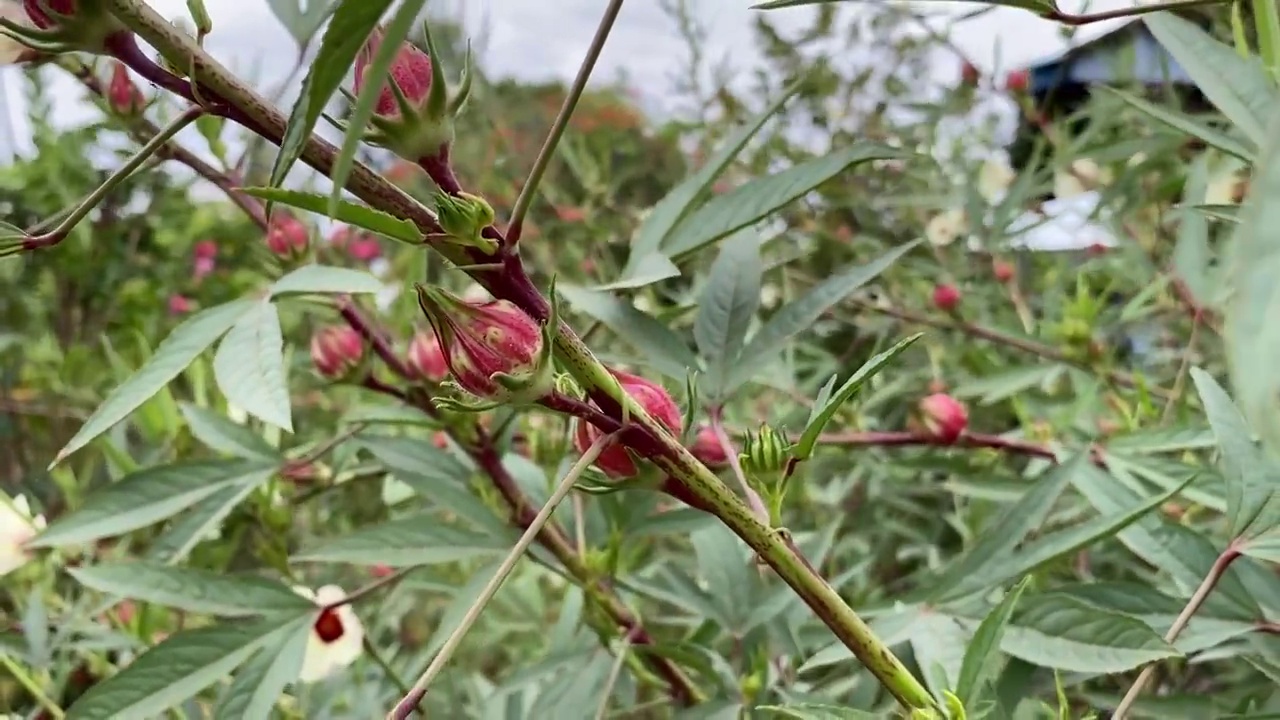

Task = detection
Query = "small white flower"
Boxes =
[925,208,967,247]
[0,493,46,577]
[760,284,782,309]
[1206,169,1247,206]
[632,294,656,314]
[976,157,1015,204]
[293,585,365,683]
[1053,159,1111,199]
[0,2,36,65]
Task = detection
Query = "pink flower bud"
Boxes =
[1005,69,1029,93]
[311,326,364,379]
[960,61,980,87]
[193,239,218,260]
[919,393,968,443]
[348,236,381,262]
[327,225,352,249]
[168,294,192,315]
[106,61,144,115]
[417,289,544,399]
[689,425,729,468]
[575,370,683,479]
[406,330,449,383]
[932,283,961,312]
[23,0,72,29]
[355,27,432,119]
[266,213,308,258]
[193,256,215,280]
[992,259,1014,283]
[370,564,394,578]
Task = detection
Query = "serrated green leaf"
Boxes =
[557,284,697,380]
[1001,594,1179,674]
[265,0,336,48]
[214,617,310,720]
[64,617,300,720]
[794,334,921,460]
[726,241,917,393]
[147,483,263,565]
[213,301,292,432]
[270,264,384,296]
[240,187,424,244]
[1191,367,1280,539]
[956,577,1032,706]
[664,144,907,258]
[625,79,802,270]
[594,253,681,291]
[1145,14,1278,147]
[691,524,755,628]
[30,460,276,548]
[52,300,253,467]
[329,0,428,214]
[929,454,1087,602]
[1172,158,1215,309]
[179,403,279,461]
[694,231,761,399]
[1104,86,1255,162]
[268,0,393,190]
[68,562,313,617]
[756,704,878,719]
[294,513,508,565]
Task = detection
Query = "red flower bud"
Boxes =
[370,564,394,578]
[689,425,729,468]
[933,283,961,312]
[193,239,217,259]
[919,393,968,443]
[23,0,72,29]
[310,326,364,379]
[355,28,432,119]
[193,256,215,281]
[416,288,544,400]
[327,225,352,249]
[406,330,449,383]
[1005,69,1030,93]
[168,294,192,315]
[266,213,308,258]
[960,61,980,87]
[106,61,144,115]
[992,259,1015,283]
[348,236,381,262]
[574,370,683,479]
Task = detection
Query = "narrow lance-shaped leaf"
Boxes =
[1000,594,1180,674]
[271,264,385,296]
[557,284,697,380]
[214,617,311,720]
[694,231,762,399]
[213,301,292,432]
[956,577,1032,706]
[240,187,423,244]
[294,513,509,566]
[1103,86,1255,162]
[179,402,279,461]
[52,300,253,467]
[69,562,315,617]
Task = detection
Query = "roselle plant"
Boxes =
[6,0,1280,718]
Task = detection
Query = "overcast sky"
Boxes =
[0,0,1141,162]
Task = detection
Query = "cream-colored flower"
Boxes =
[293,585,365,683]
[0,2,37,65]
[1054,159,1112,199]
[977,157,1016,204]
[760,284,782,309]
[0,493,45,576]
[925,208,968,247]
[1206,169,1248,205]
[461,283,492,303]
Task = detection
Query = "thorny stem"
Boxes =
[506,0,627,244]
[102,1,931,710]
[18,104,202,252]
[710,409,770,524]
[1112,545,1242,718]
[389,432,618,719]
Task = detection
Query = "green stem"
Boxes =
[506,0,626,243]
[388,432,615,719]
[0,655,65,720]
[27,104,203,248]
[1232,1,1252,58]
[1254,0,1280,81]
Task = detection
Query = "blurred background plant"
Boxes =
[0,0,1276,718]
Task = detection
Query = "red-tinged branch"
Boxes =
[816,429,1108,466]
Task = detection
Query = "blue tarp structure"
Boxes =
[1018,20,1195,95]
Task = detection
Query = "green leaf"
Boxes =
[664,144,907,258]
[694,231,761,399]
[147,484,263,565]
[1145,14,1278,147]
[329,0,428,214]
[179,403,279,461]
[1001,594,1180,673]
[1103,87,1255,162]
[214,617,310,720]
[1224,105,1280,466]
[727,241,918,393]
[625,79,802,270]
[270,264,384,296]
[213,300,291,432]
[240,187,424,244]
[557,284,697,380]
[793,334,922,460]
[68,562,313,617]
[1191,367,1280,539]
[30,460,276,548]
[294,513,509,566]
[51,300,253,467]
[929,454,1086,602]
[594,253,681,291]
[956,577,1032,706]
[265,0,336,48]
[1172,157,1215,310]
[268,0,393,190]
[64,617,300,720]
[756,705,878,719]
[756,0,1051,8]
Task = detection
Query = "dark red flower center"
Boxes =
[314,608,345,643]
